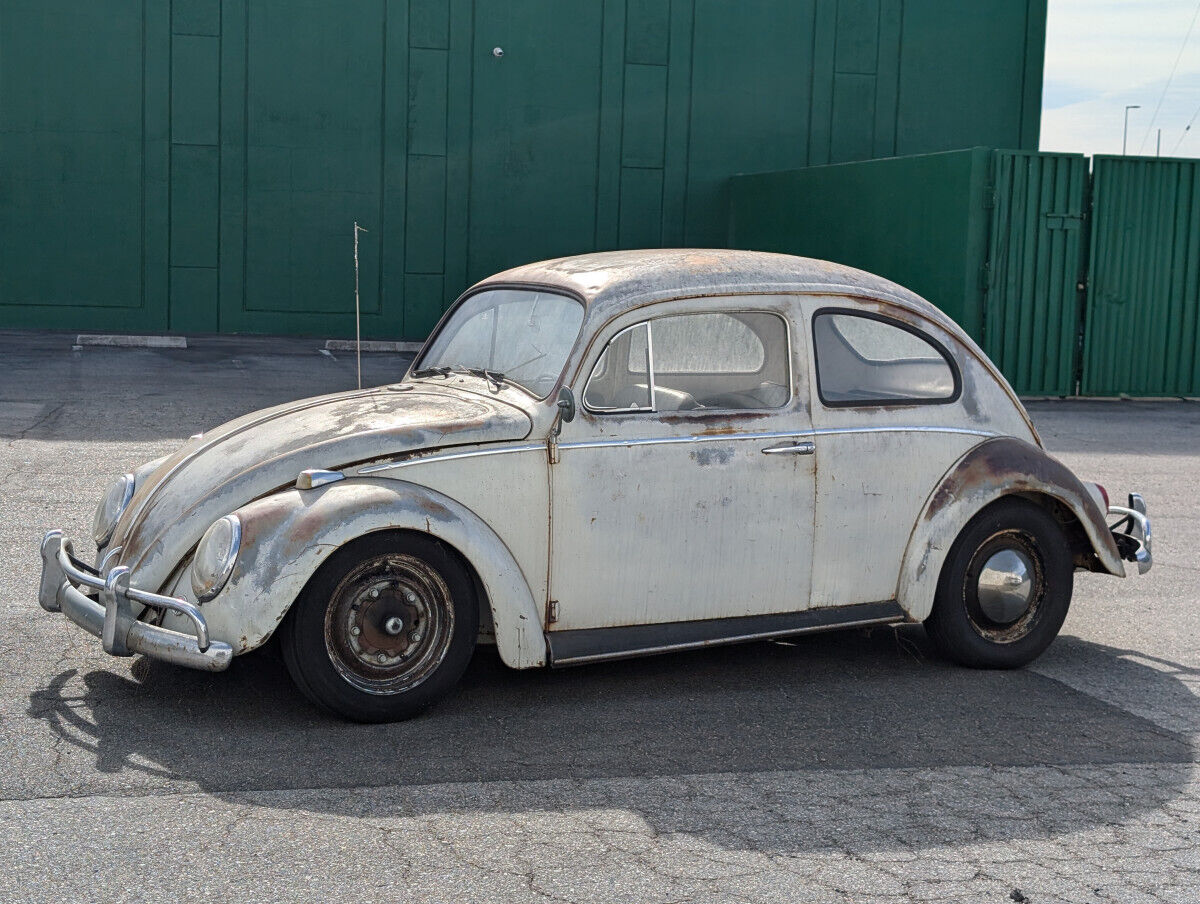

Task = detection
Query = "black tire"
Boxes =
[280,532,478,722]
[925,498,1073,669]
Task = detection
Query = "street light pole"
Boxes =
[1124,104,1141,155]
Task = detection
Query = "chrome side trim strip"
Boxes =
[558,425,996,452]
[358,426,998,473]
[559,429,814,451]
[811,425,997,439]
[358,442,547,474]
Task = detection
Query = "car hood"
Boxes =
[108,382,533,590]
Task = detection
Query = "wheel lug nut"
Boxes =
[350,626,361,636]
[411,632,422,642]
[405,591,417,603]
[370,589,380,599]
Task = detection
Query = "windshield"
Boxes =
[414,288,585,398]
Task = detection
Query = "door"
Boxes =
[1083,155,1200,396]
[805,299,984,608]
[546,298,817,656]
[985,150,1089,396]
[468,0,605,282]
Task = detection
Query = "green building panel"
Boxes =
[728,148,1090,398]
[0,0,1046,338]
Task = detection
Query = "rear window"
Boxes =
[813,310,958,406]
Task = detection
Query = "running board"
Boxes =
[547,601,907,667]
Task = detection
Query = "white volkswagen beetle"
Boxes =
[39,250,1152,721]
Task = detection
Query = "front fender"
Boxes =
[896,437,1123,622]
[194,477,547,668]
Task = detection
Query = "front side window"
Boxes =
[415,288,584,398]
[584,311,790,413]
[812,310,958,405]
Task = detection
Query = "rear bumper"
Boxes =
[1108,493,1152,575]
[38,530,233,671]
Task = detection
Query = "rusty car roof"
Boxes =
[477,248,955,329]
[473,248,1038,444]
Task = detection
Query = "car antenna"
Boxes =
[353,222,369,390]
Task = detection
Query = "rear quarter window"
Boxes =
[813,309,959,406]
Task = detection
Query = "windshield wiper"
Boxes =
[411,366,452,379]
[466,367,506,391]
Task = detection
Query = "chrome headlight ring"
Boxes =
[92,473,136,548]
[191,514,242,603]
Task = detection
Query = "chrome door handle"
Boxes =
[761,440,815,455]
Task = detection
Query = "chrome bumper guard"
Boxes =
[1108,493,1152,575]
[38,530,232,671]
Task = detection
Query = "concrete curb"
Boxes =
[75,334,188,349]
[324,339,422,354]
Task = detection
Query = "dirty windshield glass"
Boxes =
[415,289,584,398]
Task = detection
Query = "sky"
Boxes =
[1041,0,1200,157]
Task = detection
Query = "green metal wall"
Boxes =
[0,0,1047,338]
[728,148,994,338]
[728,149,1089,397]
[1084,156,1200,396]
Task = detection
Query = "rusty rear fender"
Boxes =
[896,437,1124,623]
[178,477,546,668]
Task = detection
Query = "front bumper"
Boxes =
[1108,493,1152,575]
[38,530,233,671]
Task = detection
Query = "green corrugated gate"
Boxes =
[984,151,1089,397]
[1083,156,1200,396]
[732,150,1200,397]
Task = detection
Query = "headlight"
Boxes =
[191,515,242,602]
[92,473,135,547]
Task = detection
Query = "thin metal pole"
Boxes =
[1123,104,1141,155]
[1158,128,1163,157]
[353,222,368,390]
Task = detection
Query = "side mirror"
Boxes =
[556,385,576,423]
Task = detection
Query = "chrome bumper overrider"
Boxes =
[1108,493,1152,575]
[38,530,232,671]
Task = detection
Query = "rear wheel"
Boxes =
[925,498,1073,669]
[281,532,478,722]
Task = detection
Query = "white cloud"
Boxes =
[1041,0,1200,156]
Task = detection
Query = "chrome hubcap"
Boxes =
[976,548,1035,625]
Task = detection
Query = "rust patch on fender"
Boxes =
[412,495,453,522]
[924,437,1120,565]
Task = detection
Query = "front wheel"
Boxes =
[925,498,1073,669]
[280,532,478,722]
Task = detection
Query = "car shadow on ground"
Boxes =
[25,625,1196,854]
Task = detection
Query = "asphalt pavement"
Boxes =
[0,329,1197,903]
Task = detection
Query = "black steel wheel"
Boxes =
[925,498,1073,669]
[281,532,478,722]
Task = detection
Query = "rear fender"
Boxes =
[192,478,546,668]
[897,437,1123,622]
